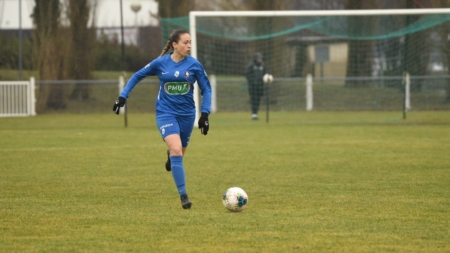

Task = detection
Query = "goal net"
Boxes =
[161,9,450,114]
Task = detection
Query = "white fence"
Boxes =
[209,73,413,112]
[0,77,36,117]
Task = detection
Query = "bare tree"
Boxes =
[344,0,376,87]
[32,0,66,112]
[66,0,96,101]
[439,0,450,101]
[157,0,194,17]
[247,0,286,77]
[402,0,429,91]
[155,0,194,49]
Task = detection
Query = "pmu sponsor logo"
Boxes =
[160,123,173,135]
[164,82,190,95]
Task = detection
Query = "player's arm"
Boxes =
[120,61,159,98]
[195,65,212,115]
[246,63,259,86]
[245,63,253,84]
[195,64,212,135]
[113,60,159,114]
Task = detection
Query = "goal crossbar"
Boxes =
[190,8,450,18]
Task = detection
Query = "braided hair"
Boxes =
[159,29,189,57]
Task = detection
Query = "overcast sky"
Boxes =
[0,0,159,29]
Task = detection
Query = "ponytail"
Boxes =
[158,29,189,57]
[159,40,171,57]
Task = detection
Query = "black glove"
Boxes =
[113,96,126,115]
[198,113,209,135]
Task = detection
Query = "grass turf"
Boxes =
[0,111,449,252]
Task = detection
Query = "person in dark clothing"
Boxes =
[245,52,268,120]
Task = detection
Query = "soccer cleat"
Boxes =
[165,150,171,172]
[252,114,258,120]
[180,194,192,209]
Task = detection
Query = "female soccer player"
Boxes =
[113,29,211,209]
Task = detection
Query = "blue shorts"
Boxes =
[156,113,195,147]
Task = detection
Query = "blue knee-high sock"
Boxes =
[170,156,187,196]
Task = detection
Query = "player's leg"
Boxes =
[165,147,186,172]
[164,134,191,209]
[156,114,191,209]
[165,149,171,171]
[255,93,262,116]
[157,114,175,171]
[173,115,195,209]
[250,87,259,120]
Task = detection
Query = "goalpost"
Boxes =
[187,9,450,122]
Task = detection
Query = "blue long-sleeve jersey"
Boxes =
[120,54,212,116]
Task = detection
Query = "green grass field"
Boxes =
[1,111,449,252]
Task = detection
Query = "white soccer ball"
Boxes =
[222,187,248,212]
[263,74,273,84]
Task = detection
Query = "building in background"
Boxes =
[0,0,159,45]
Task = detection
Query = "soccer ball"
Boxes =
[222,187,248,212]
[263,73,273,84]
